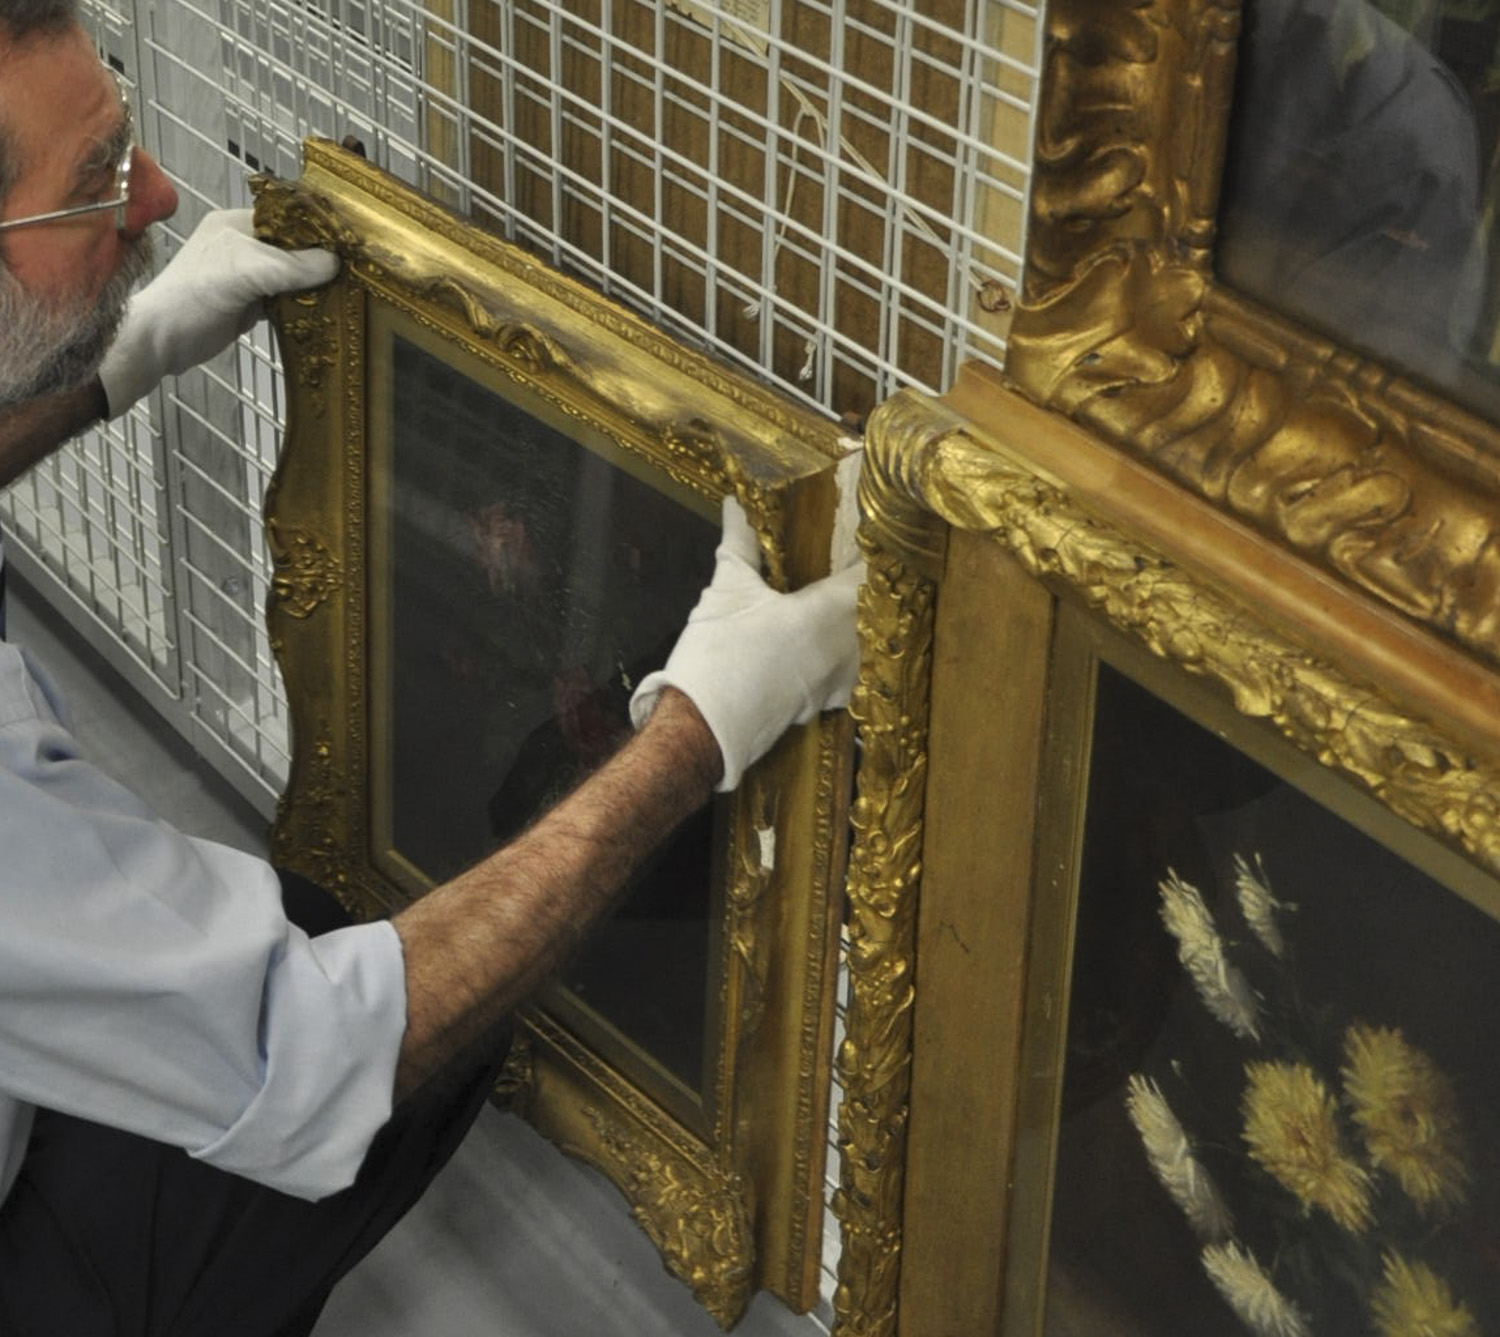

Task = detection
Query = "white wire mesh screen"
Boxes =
[815,932,853,1330]
[0,413,175,680]
[0,0,434,809]
[452,0,1040,418]
[0,9,179,703]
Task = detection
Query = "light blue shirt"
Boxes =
[0,636,409,1205]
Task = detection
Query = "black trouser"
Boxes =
[0,872,505,1337]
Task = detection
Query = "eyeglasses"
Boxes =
[0,78,134,234]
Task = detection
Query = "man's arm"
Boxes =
[390,687,719,1097]
[0,377,106,488]
[388,496,862,1098]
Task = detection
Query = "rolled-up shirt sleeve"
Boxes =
[0,643,407,1200]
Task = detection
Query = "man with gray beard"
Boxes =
[0,220,149,407]
[0,3,862,1334]
[0,0,337,629]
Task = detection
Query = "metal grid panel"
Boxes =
[0,4,178,702]
[814,935,854,1331]
[0,413,175,681]
[133,0,442,799]
[452,0,1041,418]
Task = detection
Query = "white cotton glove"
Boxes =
[630,497,863,792]
[98,208,340,417]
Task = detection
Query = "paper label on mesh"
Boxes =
[666,0,771,53]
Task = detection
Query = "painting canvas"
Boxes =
[370,316,723,1100]
[1032,632,1500,1335]
[1217,0,1500,418]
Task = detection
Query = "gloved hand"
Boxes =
[98,209,340,417]
[630,496,863,791]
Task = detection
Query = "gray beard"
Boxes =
[0,232,155,408]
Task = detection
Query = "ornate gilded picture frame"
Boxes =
[1007,0,1500,673]
[836,377,1500,1336]
[252,139,856,1325]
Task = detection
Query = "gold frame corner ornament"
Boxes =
[1007,0,1500,668]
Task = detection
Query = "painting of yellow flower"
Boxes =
[1342,1024,1467,1215]
[1370,1252,1478,1337]
[1242,1060,1372,1232]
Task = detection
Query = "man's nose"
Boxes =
[120,148,179,236]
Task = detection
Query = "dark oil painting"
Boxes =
[1038,662,1500,1336]
[380,333,720,1093]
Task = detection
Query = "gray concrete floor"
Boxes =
[8,577,827,1337]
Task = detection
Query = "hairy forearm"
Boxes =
[0,378,108,488]
[390,687,721,1098]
